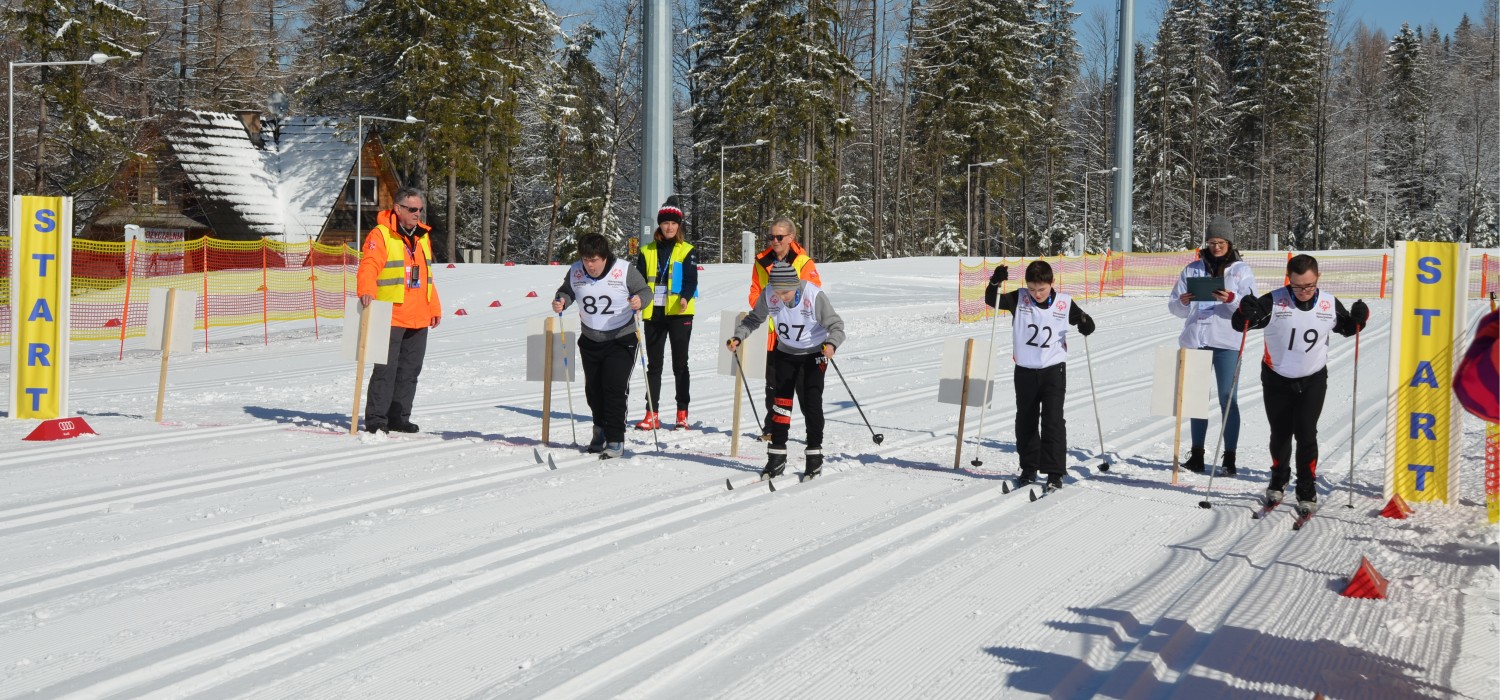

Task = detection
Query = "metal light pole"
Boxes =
[719,139,768,263]
[354,114,421,251]
[1082,167,1118,255]
[967,160,1000,256]
[8,53,118,224]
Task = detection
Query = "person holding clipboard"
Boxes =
[1167,215,1257,475]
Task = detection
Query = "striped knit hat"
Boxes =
[1455,310,1498,423]
[769,261,800,291]
[657,196,684,225]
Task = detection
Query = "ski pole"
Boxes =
[557,310,578,445]
[1345,323,1361,508]
[1084,334,1110,471]
[1198,318,1250,510]
[827,356,884,445]
[731,345,764,431]
[969,279,1004,467]
[632,312,660,451]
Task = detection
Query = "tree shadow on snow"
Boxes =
[243,405,350,429]
[985,608,1446,699]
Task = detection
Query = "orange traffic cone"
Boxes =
[1341,556,1389,599]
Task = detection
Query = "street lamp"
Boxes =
[1081,167,1118,254]
[719,138,768,263]
[8,53,119,222]
[354,114,422,251]
[967,160,1002,257]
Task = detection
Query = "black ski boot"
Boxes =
[1183,448,1206,474]
[802,449,824,480]
[1222,451,1237,476]
[1016,469,1038,486]
[1045,474,1065,493]
[762,450,787,479]
[586,425,606,454]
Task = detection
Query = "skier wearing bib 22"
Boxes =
[1232,254,1369,518]
[984,260,1097,493]
[552,234,650,459]
[728,261,846,481]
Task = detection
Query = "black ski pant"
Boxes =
[768,351,826,452]
[1014,363,1067,477]
[365,326,428,428]
[643,311,692,413]
[1262,365,1328,503]
[579,334,638,443]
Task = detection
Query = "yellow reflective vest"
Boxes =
[373,224,435,304]
[640,241,695,320]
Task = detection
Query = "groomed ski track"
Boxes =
[0,259,1492,699]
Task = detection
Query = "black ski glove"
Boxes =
[1236,295,1269,326]
[1350,300,1369,331]
[1077,313,1095,336]
[989,264,1008,286]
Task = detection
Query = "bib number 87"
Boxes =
[777,323,806,341]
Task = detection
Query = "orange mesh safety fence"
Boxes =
[0,236,356,351]
[959,249,1494,323]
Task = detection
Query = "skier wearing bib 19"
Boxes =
[984,260,1096,493]
[728,261,845,481]
[552,234,650,459]
[1232,254,1369,519]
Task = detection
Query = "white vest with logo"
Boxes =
[766,284,830,352]
[1011,291,1073,369]
[1262,287,1338,379]
[569,259,634,332]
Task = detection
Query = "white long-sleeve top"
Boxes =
[1167,258,1257,351]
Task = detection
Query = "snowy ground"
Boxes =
[0,257,1495,699]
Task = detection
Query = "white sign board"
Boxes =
[526,315,580,382]
[938,337,996,407]
[144,288,198,353]
[717,310,768,379]
[341,298,393,365]
[1149,346,1214,419]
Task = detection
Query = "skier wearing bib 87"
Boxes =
[727,261,846,481]
[983,260,1097,493]
[1232,254,1369,519]
[552,234,651,459]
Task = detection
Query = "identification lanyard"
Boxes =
[400,230,421,288]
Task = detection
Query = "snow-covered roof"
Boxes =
[167,112,355,243]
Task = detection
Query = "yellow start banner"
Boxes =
[1386,241,1469,504]
[8,196,72,419]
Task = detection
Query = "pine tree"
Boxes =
[1380,23,1435,239]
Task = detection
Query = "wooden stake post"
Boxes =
[542,316,556,445]
[1149,346,1211,485]
[953,339,976,469]
[342,298,393,435]
[718,311,767,458]
[1171,348,1187,484]
[146,288,198,423]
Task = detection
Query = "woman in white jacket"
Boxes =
[1167,216,1257,475]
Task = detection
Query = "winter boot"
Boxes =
[1222,451,1237,476]
[599,442,624,460]
[363,420,387,434]
[635,412,660,431]
[1263,488,1285,508]
[1295,496,1319,518]
[1045,474,1065,493]
[762,449,788,479]
[675,410,690,430]
[1183,448,1206,474]
[1017,469,1038,486]
[802,448,824,480]
[586,425,606,453]
[388,420,420,434]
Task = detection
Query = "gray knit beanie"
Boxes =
[769,261,800,291]
[1205,215,1234,244]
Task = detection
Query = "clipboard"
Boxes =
[1186,276,1225,300]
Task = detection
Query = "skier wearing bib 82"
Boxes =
[1232,254,1369,520]
[983,260,1097,493]
[728,261,846,481]
[552,234,651,459]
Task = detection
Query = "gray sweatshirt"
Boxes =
[734,281,846,354]
[555,257,652,342]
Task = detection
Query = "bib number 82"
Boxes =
[581,295,615,315]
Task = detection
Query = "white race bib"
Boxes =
[767,284,830,351]
[1011,291,1073,369]
[1262,287,1337,378]
[569,259,634,332]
